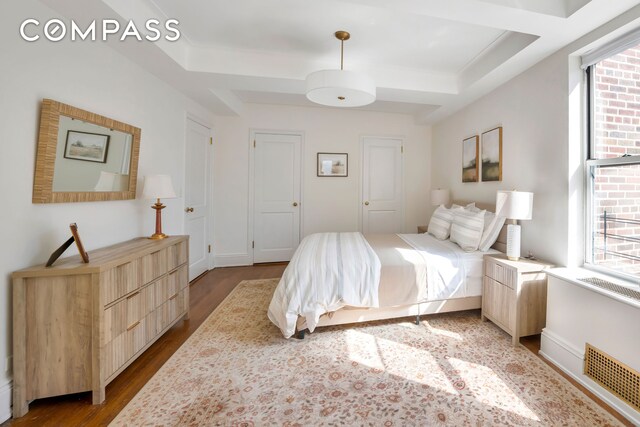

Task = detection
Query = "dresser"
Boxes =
[482,254,552,346]
[12,236,189,418]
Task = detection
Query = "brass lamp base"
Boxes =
[148,199,169,240]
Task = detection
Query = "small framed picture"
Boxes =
[481,127,503,182]
[69,223,89,263]
[317,152,348,177]
[64,130,110,163]
[462,135,479,183]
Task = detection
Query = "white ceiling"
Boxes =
[42,0,640,124]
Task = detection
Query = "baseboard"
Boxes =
[540,329,640,426]
[0,380,12,423]
[213,253,252,267]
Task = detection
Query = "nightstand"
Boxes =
[482,254,553,346]
[417,225,428,233]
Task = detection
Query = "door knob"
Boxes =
[185,207,194,213]
[293,202,298,207]
[364,201,369,206]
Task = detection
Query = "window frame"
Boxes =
[584,62,640,283]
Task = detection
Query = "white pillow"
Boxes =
[450,208,486,252]
[427,205,455,240]
[478,211,507,251]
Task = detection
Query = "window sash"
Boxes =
[585,159,640,283]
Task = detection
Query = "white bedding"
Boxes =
[397,233,499,300]
[268,232,498,339]
[267,232,381,338]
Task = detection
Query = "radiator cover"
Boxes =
[584,343,640,413]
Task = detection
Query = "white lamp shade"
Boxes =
[306,69,376,107]
[94,171,129,191]
[142,174,177,200]
[431,189,451,206]
[496,190,533,220]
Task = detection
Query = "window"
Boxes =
[586,43,640,280]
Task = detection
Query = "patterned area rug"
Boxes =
[111,279,624,426]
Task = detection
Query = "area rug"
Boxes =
[111,279,625,426]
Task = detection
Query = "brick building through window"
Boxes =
[589,44,640,278]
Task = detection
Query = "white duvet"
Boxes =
[267,232,381,338]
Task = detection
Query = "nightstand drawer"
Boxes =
[484,259,516,289]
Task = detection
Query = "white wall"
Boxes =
[431,8,640,268]
[213,104,431,266]
[0,1,214,421]
[432,52,571,265]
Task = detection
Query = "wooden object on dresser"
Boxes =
[481,254,553,346]
[417,225,428,233]
[12,235,189,418]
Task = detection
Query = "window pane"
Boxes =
[591,163,640,277]
[592,44,640,160]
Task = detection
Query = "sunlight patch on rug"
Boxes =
[111,278,625,426]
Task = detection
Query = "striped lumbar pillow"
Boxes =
[450,208,486,251]
[427,205,455,240]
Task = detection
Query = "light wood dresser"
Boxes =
[481,254,552,346]
[12,236,189,418]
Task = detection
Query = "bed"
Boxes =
[268,201,507,338]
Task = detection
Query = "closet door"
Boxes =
[184,117,212,279]
[361,137,404,234]
[253,132,302,263]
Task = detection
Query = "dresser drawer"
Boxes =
[484,259,516,289]
[101,260,141,307]
[155,265,188,308]
[156,287,188,333]
[167,240,188,271]
[141,248,168,285]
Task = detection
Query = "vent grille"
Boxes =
[584,343,640,412]
[578,277,640,302]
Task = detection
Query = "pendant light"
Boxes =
[305,31,376,107]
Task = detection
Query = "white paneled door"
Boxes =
[184,118,212,280]
[361,137,404,233]
[253,132,302,263]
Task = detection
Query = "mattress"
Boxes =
[366,233,499,305]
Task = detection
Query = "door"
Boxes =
[361,137,404,233]
[253,132,302,263]
[184,117,211,280]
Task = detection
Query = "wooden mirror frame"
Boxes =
[33,99,141,203]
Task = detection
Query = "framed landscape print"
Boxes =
[462,135,479,183]
[317,152,348,177]
[64,130,110,163]
[481,127,502,182]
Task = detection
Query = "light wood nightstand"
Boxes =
[417,225,428,233]
[482,254,553,346]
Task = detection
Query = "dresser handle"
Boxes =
[127,321,140,331]
[126,290,140,300]
[169,293,179,301]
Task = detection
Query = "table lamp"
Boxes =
[142,174,177,240]
[496,190,533,261]
[431,188,451,207]
[94,171,129,191]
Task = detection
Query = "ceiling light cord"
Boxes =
[340,38,344,70]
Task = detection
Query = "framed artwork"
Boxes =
[64,130,110,163]
[481,127,502,182]
[462,135,479,183]
[317,152,348,177]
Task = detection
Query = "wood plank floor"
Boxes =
[5,263,631,426]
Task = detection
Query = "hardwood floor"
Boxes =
[5,263,631,426]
